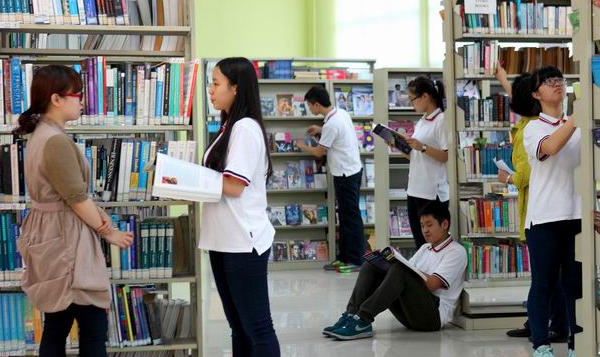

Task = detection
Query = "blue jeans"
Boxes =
[209,249,280,357]
[526,219,582,350]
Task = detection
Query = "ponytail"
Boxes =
[12,108,41,136]
[407,76,446,111]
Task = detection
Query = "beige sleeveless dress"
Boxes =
[17,119,110,313]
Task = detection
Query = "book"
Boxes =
[351,86,374,116]
[272,241,289,262]
[152,153,222,202]
[364,247,427,281]
[267,206,286,226]
[289,240,305,261]
[260,96,276,117]
[372,123,412,155]
[276,94,294,116]
[285,204,301,226]
[301,204,318,225]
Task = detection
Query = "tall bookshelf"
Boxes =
[572,0,597,354]
[0,1,203,355]
[441,0,577,330]
[372,68,443,256]
[201,58,375,270]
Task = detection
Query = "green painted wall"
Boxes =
[195,0,311,58]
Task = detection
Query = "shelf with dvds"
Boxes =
[571,0,598,353]
[443,0,578,330]
[0,1,204,355]
[202,57,376,269]
[373,68,443,251]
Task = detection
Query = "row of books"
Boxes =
[0,0,187,29]
[358,194,375,225]
[462,242,531,280]
[0,57,198,126]
[389,205,412,238]
[363,158,375,188]
[0,212,24,287]
[455,3,574,36]
[457,94,515,129]
[267,160,327,191]
[0,293,43,354]
[461,144,514,180]
[269,240,329,262]
[459,42,575,76]
[260,94,312,118]
[267,123,374,154]
[334,86,374,116]
[267,204,328,227]
[0,141,26,198]
[459,197,520,236]
[107,285,191,348]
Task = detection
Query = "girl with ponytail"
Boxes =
[403,76,450,248]
[15,65,133,357]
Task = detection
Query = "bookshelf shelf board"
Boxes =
[109,276,197,284]
[263,116,323,122]
[274,224,329,230]
[270,152,313,158]
[388,111,421,117]
[390,236,414,240]
[0,24,190,35]
[464,278,531,289]
[389,197,408,201]
[462,234,520,239]
[361,187,375,192]
[331,79,373,85]
[268,260,327,270]
[267,189,328,194]
[360,152,375,157]
[461,127,512,132]
[455,34,572,42]
[390,164,410,170]
[351,116,375,121]
[388,152,408,158]
[0,125,193,134]
[94,200,193,208]
[1,56,177,63]
[2,48,184,57]
[458,74,579,81]
[463,178,500,183]
[258,79,327,85]
[106,339,198,353]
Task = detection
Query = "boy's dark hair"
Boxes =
[418,201,451,228]
[304,85,331,107]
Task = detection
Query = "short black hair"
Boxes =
[304,85,331,107]
[418,201,451,228]
[510,73,538,117]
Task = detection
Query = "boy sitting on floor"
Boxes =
[325,201,467,340]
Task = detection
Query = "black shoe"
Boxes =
[548,330,569,343]
[507,326,531,338]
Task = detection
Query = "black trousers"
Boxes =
[333,170,366,265]
[210,249,280,357]
[407,195,448,249]
[347,262,441,331]
[39,304,108,357]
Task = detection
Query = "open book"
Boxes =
[363,246,427,281]
[152,153,223,202]
[372,123,412,155]
[493,157,514,175]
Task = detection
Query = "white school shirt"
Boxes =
[406,109,450,201]
[408,236,467,325]
[523,112,581,228]
[198,118,275,254]
[319,108,363,177]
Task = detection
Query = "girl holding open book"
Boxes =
[404,76,449,248]
[13,65,133,357]
[199,57,280,356]
[520,66,581,357]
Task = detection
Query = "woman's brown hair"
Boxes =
[12,65,83,136]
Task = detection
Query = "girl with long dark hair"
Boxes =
[199,57,280,356]
[15,65,133,357]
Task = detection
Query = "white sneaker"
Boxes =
[566,349,576,357]
[532,345,554,357]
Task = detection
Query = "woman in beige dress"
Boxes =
[13,65,133,357]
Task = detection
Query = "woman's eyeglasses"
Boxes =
[541,77,567,88]
[409,95,421,103]
[62,92,83,100]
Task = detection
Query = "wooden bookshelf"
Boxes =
[0,24,190,35]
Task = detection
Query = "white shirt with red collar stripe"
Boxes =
[408,235,467,325]
[523,112,581,229]
[318,108,362,177]
[407,108,450,201]
[199,117,275,254]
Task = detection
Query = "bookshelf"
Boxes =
[201,58,376,270]
[442,0,578,331]
[0,0,203,355]
[572,0,597,354]
[372,68,443,256]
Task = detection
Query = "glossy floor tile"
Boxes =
[204,269,568,357]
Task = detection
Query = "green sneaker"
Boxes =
[337,263,362,273]
[323,260,343,271]
[323,312,351,336]
[329,315,373,340]
[532,345,554,357]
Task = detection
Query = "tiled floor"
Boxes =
[204,269,569,357]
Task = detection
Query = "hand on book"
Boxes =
[307,125,322,136]
[497,169,511,184]
[105,230,134,249]
[405,137,423,151]
[494,61,507,82]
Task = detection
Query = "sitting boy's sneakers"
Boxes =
[337,263,361,273]
[532,345,554,357]
[328,314,374,340]
[323,260,343,271]
[323,312,351,336]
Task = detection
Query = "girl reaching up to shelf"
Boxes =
[494,64,569,345]
[13,65,133,357]
[519,66,581,357]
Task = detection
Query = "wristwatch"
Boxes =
[421,144,427,153]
